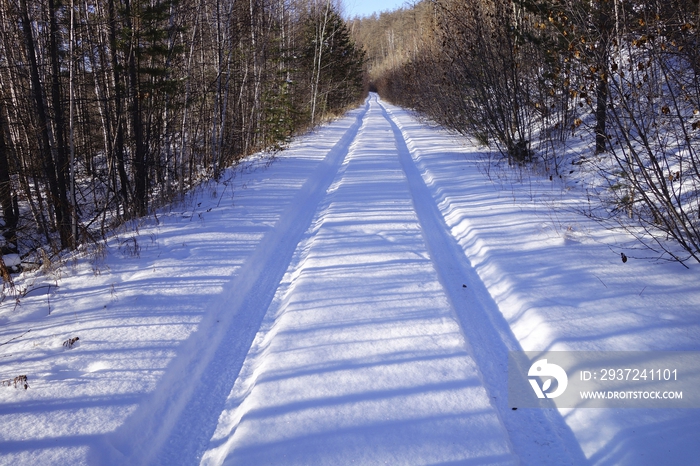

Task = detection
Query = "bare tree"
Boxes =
[0,0,366,270]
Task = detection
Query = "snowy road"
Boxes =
[98,95,583,465]
[3,94,699,465]
[201,97,516,464]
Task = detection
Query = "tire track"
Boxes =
[89,99,371,466]
[380,100,588,465]
[200,94,517,465]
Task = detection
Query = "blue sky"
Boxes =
[343,0,410,18]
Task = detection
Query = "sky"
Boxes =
[342,0,409,18]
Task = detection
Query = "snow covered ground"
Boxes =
[1,94,699,465]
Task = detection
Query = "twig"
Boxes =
[594,275,608,288]
[1,375,28,389]
[217,181,229,208]
[22,284,58,298]
[0,329,31,347]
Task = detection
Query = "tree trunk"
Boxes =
[0,100,18,255]
[125,0,148,217]
[594,70,608,154]
[48,0,74,248]
[20,0,66,248]
[107,0,132,217]
[68,0,78,244]
[594,5,611,154]
[311,0,331,126]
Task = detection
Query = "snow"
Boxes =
[201,99,516,465]
[1,254,20,268]
[1,93,699,465]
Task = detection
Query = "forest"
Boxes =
[2,0,700,273]
[0,0,365,266]
[351,0,700,264]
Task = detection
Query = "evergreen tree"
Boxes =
[302,6,366,121]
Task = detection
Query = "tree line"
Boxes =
[0,0,365,266]
[354,0,700,264]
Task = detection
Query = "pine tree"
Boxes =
[302,6,365,122]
